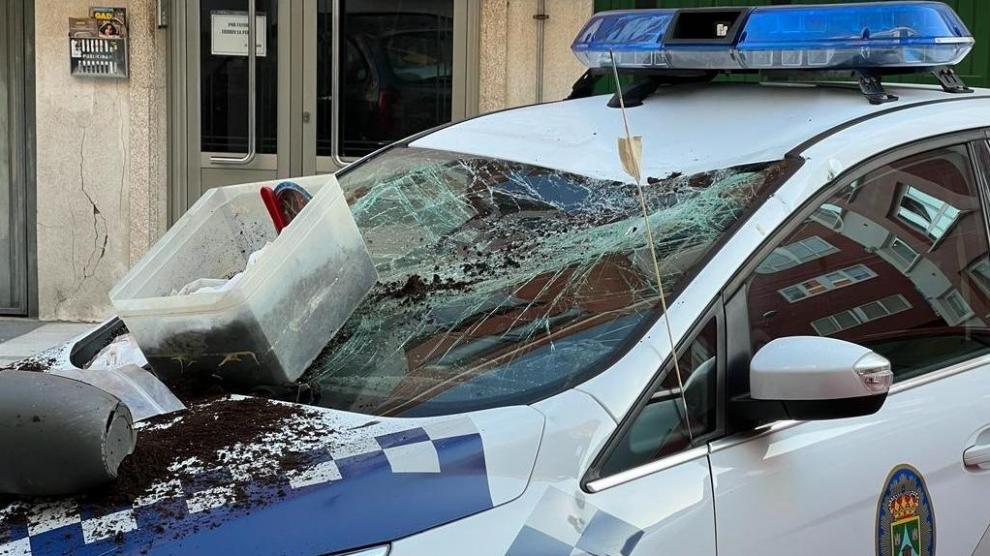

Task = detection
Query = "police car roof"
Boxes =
[412,82,990,183]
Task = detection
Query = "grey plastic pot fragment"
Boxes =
[50,364,185,422]
[0,370,137,496]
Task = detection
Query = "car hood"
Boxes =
[0,396,545,555]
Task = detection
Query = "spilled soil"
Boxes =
[159,373,230,405]
[1,396,343,549]
[0,357,56,372]
[374,274,476,305]
[87,396,321,509]
[648,171,683,183]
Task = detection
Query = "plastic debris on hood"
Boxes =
[86,333,149,370]
[0,371,136,495]
[50,364,185,422]
[111,174,377,386]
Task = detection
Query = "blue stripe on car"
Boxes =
[11,430,492,555]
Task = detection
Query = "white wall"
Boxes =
[480,0,593,113]
[35,0,168,321]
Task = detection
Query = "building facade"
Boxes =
[1,0,987,321]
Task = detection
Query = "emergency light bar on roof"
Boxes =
[570,2,975,104]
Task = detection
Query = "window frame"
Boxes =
[777,263,878,303]
[965,255,990,303]
[893,183,963,243]
[810,203,845,230]
[881,233,922,271]
[809,294,913,336]
[721,130,990,436]
[754,235,839,274]
[936,288,975,324]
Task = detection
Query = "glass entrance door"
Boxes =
[200,0,279,160]
[303,0,477,175]
[180,0,476,212]
[312,0,457,168]
[182,0,286,207]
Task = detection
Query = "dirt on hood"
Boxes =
[86,396,325,510]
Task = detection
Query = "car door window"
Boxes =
[746,144,990,383]
[599,315,718,477]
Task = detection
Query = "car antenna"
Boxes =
[609,50,693,443]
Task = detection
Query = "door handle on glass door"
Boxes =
[963,444,990,469]
[210,0,257,166]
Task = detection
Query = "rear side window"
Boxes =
[599,314,718,477]
[746,145,990,383]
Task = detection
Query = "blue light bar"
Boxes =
[571,9,675,69]
[571,2,974,72]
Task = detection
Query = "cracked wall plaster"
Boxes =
[35,0,167,321]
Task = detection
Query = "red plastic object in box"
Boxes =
[260,186,287,234]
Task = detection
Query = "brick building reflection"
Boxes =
[748,145,990,379]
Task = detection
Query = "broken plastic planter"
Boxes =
[51,364,186,422]
[109,174,378,386]
[0,371,136,496]
[571,2,974,71]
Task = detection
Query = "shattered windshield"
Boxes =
[302,146,788,416]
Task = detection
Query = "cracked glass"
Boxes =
[301,146,789,416]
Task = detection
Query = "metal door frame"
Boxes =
[0,0,35,316]
[305,0,481,175]
[169,0,294,223]
[169,0,482,221]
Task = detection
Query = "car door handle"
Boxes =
[963,444,990,469]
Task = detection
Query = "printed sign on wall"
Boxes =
[211,11,267,57]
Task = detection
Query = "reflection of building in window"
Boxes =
[811,294,912,336]
[843,179,863,202]
[937,289,975,325]
[896,185,961,241]
[968,257,990,297]
[810,203,844,230]
[756,235,838,274]
[779,264,876,302]
[879,234,920,271]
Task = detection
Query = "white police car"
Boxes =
[4,2,990,555]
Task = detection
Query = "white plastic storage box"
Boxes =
[109,174,378,386]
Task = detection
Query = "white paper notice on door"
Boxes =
[211,11,267,57]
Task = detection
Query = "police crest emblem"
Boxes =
[877,465,935,556]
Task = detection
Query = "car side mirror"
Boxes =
[747,336,893,421]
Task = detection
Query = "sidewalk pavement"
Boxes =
[0,318,95,366]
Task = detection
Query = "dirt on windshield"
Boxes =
[375,274,476,305]
[295,152,792,416]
